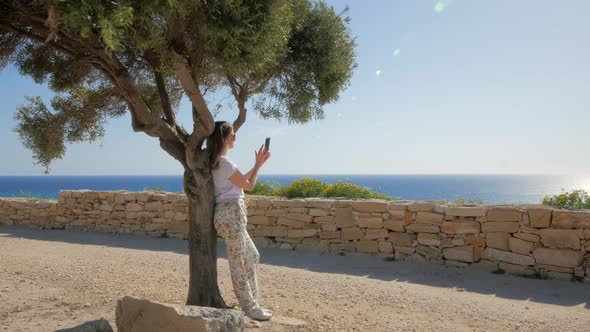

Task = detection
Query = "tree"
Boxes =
[0,0,356,307]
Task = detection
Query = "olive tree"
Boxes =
[0,0,355,307]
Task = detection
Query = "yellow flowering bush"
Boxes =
[541,189,590,210]
[250,177,392,200]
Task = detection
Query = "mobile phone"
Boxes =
[264,137,271,152]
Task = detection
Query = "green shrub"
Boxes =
[249,177,393,200]
[451,198,483,205]
[324,180,391,200]
[541,189,590,210]
[250,180,282,196]
[276,177,328,198]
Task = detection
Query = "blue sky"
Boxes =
[1,0,589,176]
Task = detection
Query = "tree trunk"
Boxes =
[183,154,227,308]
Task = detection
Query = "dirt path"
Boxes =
[0,226,589,332]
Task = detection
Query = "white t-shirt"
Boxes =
[212,156,244,202]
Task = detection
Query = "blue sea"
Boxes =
[1,174,589,204]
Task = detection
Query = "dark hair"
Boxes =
[208,121,233,169]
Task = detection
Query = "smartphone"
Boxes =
[264,137,271,152]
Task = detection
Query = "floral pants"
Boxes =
[214,199,260,311]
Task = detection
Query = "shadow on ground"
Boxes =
[1,225,588,309]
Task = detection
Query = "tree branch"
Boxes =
[172,51,215,136]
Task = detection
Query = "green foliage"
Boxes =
[249,177,393,200]
[541,190,590,210]
[250,180,282,196]
[451,198,483,205]
[276,178,328,198]
[13,97,66,173]
[324,180,391,200]
[2,0,356,173]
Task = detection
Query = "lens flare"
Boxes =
[375,69,381,76]
[434,2,447,13]
[393,48,401,56]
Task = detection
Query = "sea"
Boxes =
[1,174,589,204]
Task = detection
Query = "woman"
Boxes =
[208,121,272,321]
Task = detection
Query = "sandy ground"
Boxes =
[0,226,589,332]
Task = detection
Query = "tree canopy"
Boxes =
[0,0,356,173]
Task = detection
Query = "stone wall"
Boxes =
[1,190,589,283]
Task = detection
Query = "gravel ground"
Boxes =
[0,225,589,332]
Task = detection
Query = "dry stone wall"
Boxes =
[1,190,590,283]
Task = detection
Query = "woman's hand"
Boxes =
[254,144,271,168]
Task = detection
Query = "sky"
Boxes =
[1,0,589,176]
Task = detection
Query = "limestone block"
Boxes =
[388,210,405,219]
[309,208,330,217]
[416,245,442,260]
[305,199,333,209]
[539,229,581,249]
[486,232,511,250]
[537,264,573,273]
[246,208,266,217]
[408,202,436,212]
[277,218,305,229]
[321,224,337,232]
[487,207,523,222]
[416,212,443,225]
[394,246,415,256]
[319,231,341,239]
[406,224,440,234]
[417,233,441,246]
[273,200,307,208]
[573,267,585,277]
[533,248,583,268]
[383,219,405,232]
[483,248,535,266]
[351,201,388,212]
[143,223,166,231]
[547,271,573,281]
[513,232,540,242]
[256,198,272,209]
[258,226,289,238]
[248,216,275,226]
[465,235,486,247]
[286,208,307,214]
[387,202,410,211]
[287,229,317,238]
[444,206,486,217]
[443,246,474,263]
[285,213,312,223]
[527,208,552,228]
[116,296,244,332]
[335,207,355,228]
[298,238,322,251]
[341,227,365,240]
[551,210,590,228]
[498,262,536,276]
[357,217,383,228]
[330,242,356,252]
[509,237,533,255]
[143,201,162,213]
[314,216,335,224]
[126,203,143,212]
[389,232,416,247]
[365,228,389,240]
[265,209,286,217]
[404,212,414,225]
[481,222,519,233]
[441,221,480,235]
[356,240,380,253]
[378,241,394,253]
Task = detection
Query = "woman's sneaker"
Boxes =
[245,306,272,321]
